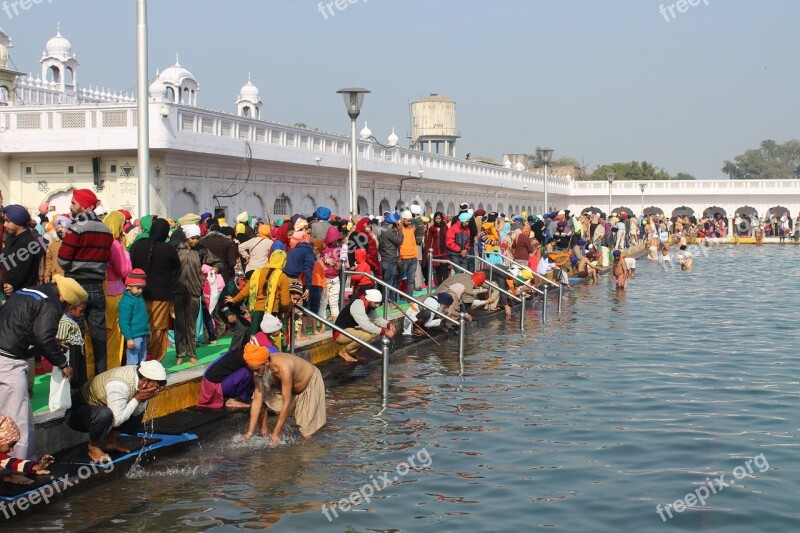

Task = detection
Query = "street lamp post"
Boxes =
[538,148,554,213]
[606,172,616,215]
[337,88,370,216]
[639,182,647,215]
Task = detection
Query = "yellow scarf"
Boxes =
[248,250,286,313]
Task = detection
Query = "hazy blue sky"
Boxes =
[2,0,797,179]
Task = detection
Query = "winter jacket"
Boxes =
[118,289,149,340]
[446,223,471,254]
[0,229,44,291]
[106,239,131,297]
[284,242,316,289]
[198,231,238,283]
[43,236,64,282]
[378,225,403,264]
[0,283,67,368]
[129,218,181,302]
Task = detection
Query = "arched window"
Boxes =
[0,86,8,106]
[241,106,251,118]
[165,87,175,103]
[65,67,74,85]
[48,65,60,83]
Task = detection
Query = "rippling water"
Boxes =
[17,246,800,532]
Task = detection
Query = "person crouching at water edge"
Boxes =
[66,361,167,463]
[197,314,282,410]
[333,289,396,362]
[0,416,55,485]
[242,344,326,445]
[612,250,629,290]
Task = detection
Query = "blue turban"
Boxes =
[315,206,331,221]
[437,292,454,306]
[4,204,30,226]
[458,212,472,223]
[55,215,72,228]
[386,212,401,224]
[570,256,578,265]
[577,239,586,246]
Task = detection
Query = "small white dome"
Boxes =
[238,73,261,103]
[503,160,512,169]
[387,128,399,147]
[43,24,74,61]
[515,161,525,171]
[360,121,372,140]
[149,69,166,98]
[159,53,197,87]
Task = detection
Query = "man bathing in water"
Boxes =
[612,250,629,290]
[242,344,326,445]
[678,245,693,271]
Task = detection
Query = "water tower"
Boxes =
[409,94,459,157]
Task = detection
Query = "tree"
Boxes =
[722,139,800,179]
[577,161,688,181]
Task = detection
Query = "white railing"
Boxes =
[571,179,800,194]
[0,104,138,131]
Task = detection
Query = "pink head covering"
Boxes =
[0,415,21,446]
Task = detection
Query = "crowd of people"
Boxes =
[0,190,747,481]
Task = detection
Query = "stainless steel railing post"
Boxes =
[519,292,526,330]
[558,282,563,314]
[339,262,346,311]
[427,248,434,294]
[289,304,296,354]
[459,312,466,358]
[542,285,548,322]
[381,336,391,408]
[382,283,389,320]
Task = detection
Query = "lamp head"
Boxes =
[538,148,554,164]
[639,183,647,192]
[336,87,370,120]
[607,172,616,184]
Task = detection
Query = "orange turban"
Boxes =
[243,344,270,367]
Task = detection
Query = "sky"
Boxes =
[2,0,798,179]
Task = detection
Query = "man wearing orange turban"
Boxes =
[242,349,326,445]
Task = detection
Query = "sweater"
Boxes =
[0,229,43,290]
[118,290,150,340]
[58,211,112,284]
[284,242,316,289]
[106,239,132,296]
[378,226,404,264]
[129,219,181,302]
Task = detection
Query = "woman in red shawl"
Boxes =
[423,211,450,287]
[347,217,382,279]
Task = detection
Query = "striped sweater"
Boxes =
[57,211,113,283]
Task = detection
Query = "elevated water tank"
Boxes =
[410,94,460,157]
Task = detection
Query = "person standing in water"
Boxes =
[612,250,628,290]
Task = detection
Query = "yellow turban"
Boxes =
[243,344,270,367]
[0,415,20,446]
[53,275,88,305]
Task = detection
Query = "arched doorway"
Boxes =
[435,201,444,214]
[766,206,790,219]
[671,206,695,219]
[357,196,369,215]
[379,198,391,215]
[45,189,74,218]
[425,201,433,215]
[243,194,265,220]
[447,202,455,215]
[734,206,758,219]
[582,206,603,216]
[642,206,664,216]
[703,206,727,219]
[612,206,634,217]
[170,190,199,218]
[298,195,315,216]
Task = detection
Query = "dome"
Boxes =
[387,128,399,147]
[43,24,74,61]
[515,161,525,171]
[159,54,197,87]
[503,160,512,169]
[359,121,372,140]
[237,74,261,103]
[149,69,166,98]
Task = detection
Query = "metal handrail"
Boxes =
[344,270,459,326]
[431,257,532,329]
[430,257,522,303]
[291,303,393,408]
[487,252,559,287]
[473,254,543,297]
[290,304,382,356]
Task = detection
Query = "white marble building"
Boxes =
[0,26,798,222]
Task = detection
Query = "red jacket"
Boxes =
[446,223,471,254]
[424,224,448,259]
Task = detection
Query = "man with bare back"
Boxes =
[242,345,326,445]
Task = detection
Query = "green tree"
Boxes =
[722,139,800,179]
[577,161,685,181]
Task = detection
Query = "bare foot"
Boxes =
[88,443,113,463]
[175,357,184,367]
[103,442,131,454]
[225,398,250,409]
[338,349,358,363]
[2,473,33,485]
[189,357,198,364]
